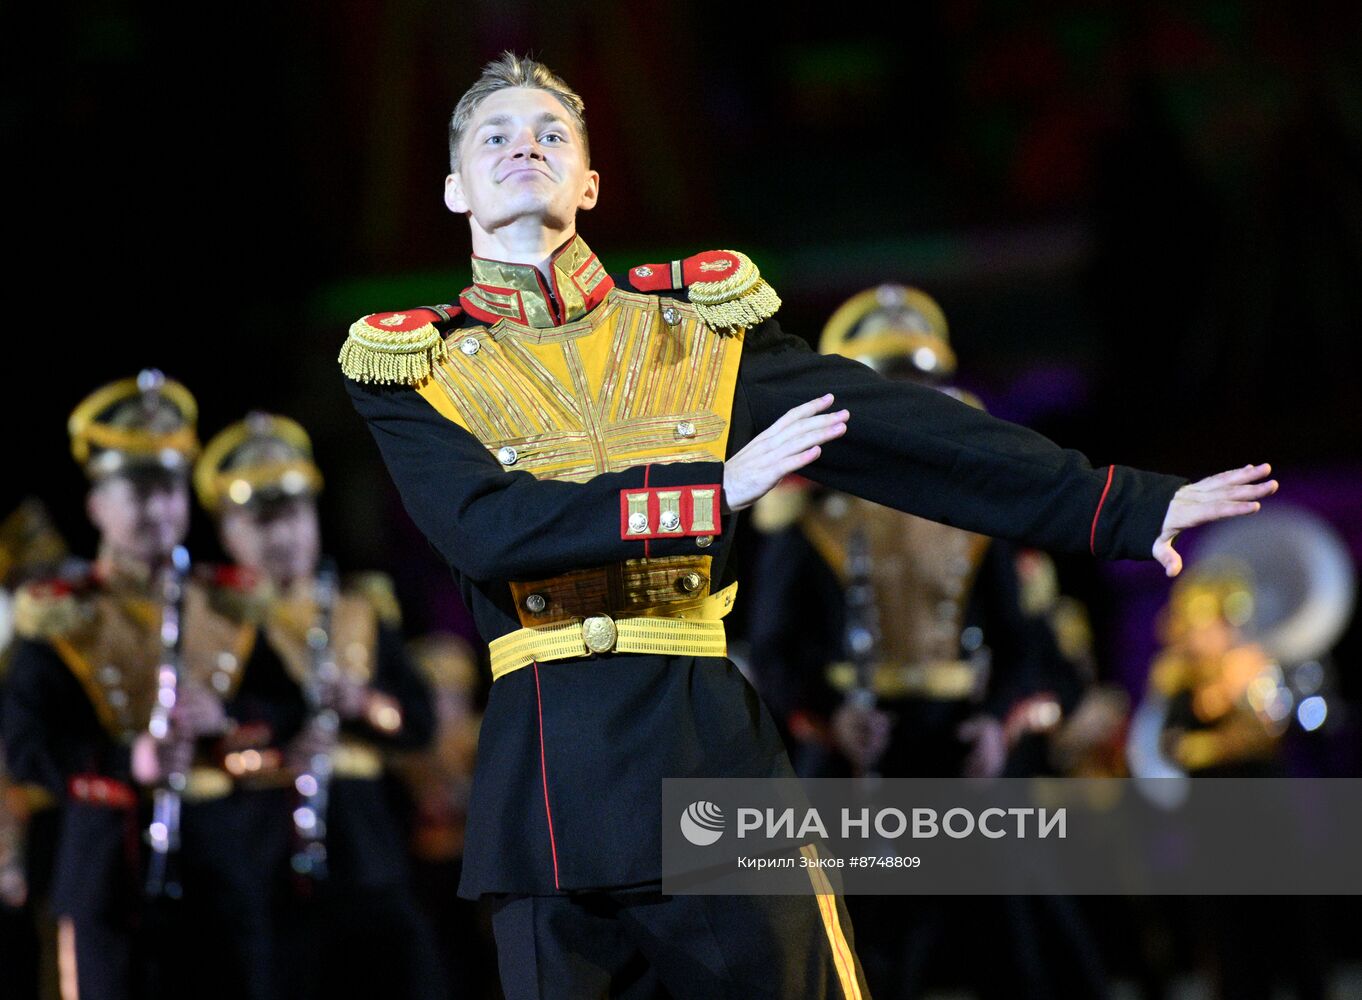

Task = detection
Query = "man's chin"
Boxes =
[480,200,573,232]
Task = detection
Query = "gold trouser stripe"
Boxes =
[801,844,864,1000]
[489,584,735,681]
[58,917,78,1000]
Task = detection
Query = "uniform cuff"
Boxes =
[619,462,725,554]
[1090,466,1187,561]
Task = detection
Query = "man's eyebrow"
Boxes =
[474,111,568,131]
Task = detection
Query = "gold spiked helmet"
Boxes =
[68,370,199,481]
[195,412,324,514]
[819,284,955,377]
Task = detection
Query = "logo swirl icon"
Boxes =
[680,801,725,846]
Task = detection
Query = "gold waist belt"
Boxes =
[333,742,384,780]
[183,766,233,802]
[826,659,979,701]
[490,583,737,681]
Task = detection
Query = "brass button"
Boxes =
[675,421,696,439]
[497,446,519,466]
[661,306,681,326]
[695,535,713,548]
[582,615,618,654]
[460,337,480,356]
[524,593,547,614]
[679,572,703,594]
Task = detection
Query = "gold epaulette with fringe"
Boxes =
[14,579,93,641]
[623,249,780,333]
[345,571,403,628]
[339,306,460,385]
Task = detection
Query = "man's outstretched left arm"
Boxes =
[737,320,1275,574]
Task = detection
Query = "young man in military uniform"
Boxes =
[339,54,1277,1000]
[195,412,442,1000]
[748,284,1062,783]
[1,373,284,1000]
[747,287,1108,998]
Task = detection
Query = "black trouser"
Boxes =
[490,890,869,1000]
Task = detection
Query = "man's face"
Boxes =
[445,87,599,236]
[87,471,190,566]
[219,496,320,586]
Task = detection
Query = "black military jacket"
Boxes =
[1,569,295,920]
[344,249,1185,898]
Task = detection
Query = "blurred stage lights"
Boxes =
[1297,695,1328,732]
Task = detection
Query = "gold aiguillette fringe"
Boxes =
[338,318,444,385]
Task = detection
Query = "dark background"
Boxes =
[4,0,1359,705]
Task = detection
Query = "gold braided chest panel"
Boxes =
[263,592,379,689]
[416,289,744,483]
[802,495,992,691]
[416,289,745,627]
[50,582,257,742]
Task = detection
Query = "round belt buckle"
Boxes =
[582,614,618,654]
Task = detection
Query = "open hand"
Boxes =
[171,683,229,739]
[321,676,370,720]
[957,714,1007,780]
[831,703,893,772]
[1153,463,1278,577]
[723,394,848,511]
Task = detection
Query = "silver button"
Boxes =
[628,511,649,534]
[634,265,654,277]
[108,690,128,709]
[679,572,703,593]
[524,593,547,614]
[661,306,681,326]
[675,421,696,439]
[460,337,480,356]
[695,535,713,548]
[497,446,518,466]
[98,665,121,685]
[212,671,232,693]
[216,651,238,671]
[659,510,681,532]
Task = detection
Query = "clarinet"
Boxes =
[843,529,884,778]
[291,559,340,880]
[145,545,190,900]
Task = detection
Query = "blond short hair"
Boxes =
[448,53,589,170]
